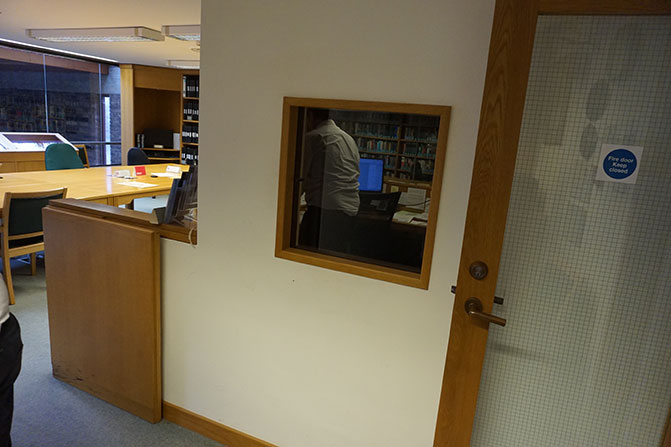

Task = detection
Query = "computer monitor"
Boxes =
[359,158,384,192]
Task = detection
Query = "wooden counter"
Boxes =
[43,199,196,423]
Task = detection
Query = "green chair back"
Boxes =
[45,143,85,170]
[6,190,66,248]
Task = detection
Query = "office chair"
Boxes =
[127,147,150,165]
[357,191,402,221]
[45,143,85,170]
[73,144,90,168]
[1,188,67,304]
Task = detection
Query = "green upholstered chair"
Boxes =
[1,188,67,304]
[45,143,85,170]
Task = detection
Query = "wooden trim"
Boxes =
[48,199,196,244]
[278,247,425,288]
[0,46,43,65]
[132,64,183,91]
[163,402,277,447]
[435,1,671,445]
[417,105,450,287]
[538,0,671,14]
[274,101,298,254]
[275,97,451,289]
[433,0,539,444]
[44,54,107,74]
[120,65,135,165]
[0,46,107,73]
[283,96,451,116]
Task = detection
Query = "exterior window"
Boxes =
[0,45,121,165]
[276,97,451,288]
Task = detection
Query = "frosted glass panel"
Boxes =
[471,16,671,447]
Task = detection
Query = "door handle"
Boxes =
[465,297,507,327]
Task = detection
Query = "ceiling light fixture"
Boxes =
[162,25,200,41]
[26,26,164,43]
[167,59,200,69]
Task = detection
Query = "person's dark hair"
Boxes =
[308,108,330,124]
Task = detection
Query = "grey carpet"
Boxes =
[8,258,222,447]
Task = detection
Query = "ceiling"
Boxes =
[0,0,201,67]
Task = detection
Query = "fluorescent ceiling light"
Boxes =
[26,27,164,42]
[167,60,200,69]
[0,37,118,63]
[162,25,200,41]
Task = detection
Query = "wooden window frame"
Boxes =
[275,97,451,288]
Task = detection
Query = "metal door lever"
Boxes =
[465,297,507,327]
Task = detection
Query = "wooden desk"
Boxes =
[0,163,187,215]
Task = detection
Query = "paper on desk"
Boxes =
[118,181,159,188]
[398,187,427,208]
[411,211,429,222]
[393,210,418,223]
[150,172,181,178]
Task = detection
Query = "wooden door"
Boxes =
[433,1,671,445]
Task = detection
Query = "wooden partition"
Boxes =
[43,200,164,422]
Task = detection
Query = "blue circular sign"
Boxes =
[603,148,637,180]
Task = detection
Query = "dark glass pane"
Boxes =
[101,65,122,164]
[0,53,47,132]
[86,143,122,167]
[293,107,436,272]
[45,60,101,142]
[45,59,121,165]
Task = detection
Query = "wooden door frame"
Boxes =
[433,1,671,446]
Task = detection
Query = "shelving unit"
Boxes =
[330,111,439,184]
[181,75,199,165]
[121,65,199,165]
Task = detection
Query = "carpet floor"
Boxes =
[8,259,222,446]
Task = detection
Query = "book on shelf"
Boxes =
[183,100,199,121]
[182,123,199,144]
[181,145,199,166]
[182,75,200,98]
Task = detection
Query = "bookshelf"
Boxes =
[330,111,439,185]
[181,75,199,165]
[120,65,199,165]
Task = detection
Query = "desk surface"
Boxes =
[0,163,188,214]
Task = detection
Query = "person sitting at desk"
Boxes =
[299,108,360,253]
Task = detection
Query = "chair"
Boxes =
[73,144,90,168]
[127,147,150,165]
[357,191,402,221]
[1,188,67,304]
[45,143,85,170]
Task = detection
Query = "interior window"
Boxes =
[276,98,451,288]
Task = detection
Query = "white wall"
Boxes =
[162,1,495,446]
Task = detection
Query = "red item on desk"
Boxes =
[134,166,147,176]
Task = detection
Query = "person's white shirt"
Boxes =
[0,274,8,326]
[304,119,360,215]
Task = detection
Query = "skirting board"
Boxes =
[163,401,277,447]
